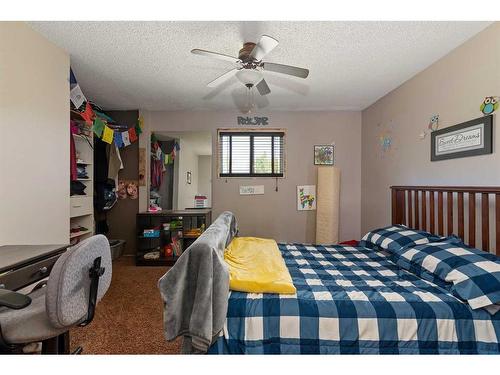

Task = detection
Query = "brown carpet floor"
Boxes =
[70,257,182,354]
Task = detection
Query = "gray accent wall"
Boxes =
[361,22,500,235]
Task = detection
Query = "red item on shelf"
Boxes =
[164,245,173,256]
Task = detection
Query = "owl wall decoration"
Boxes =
[419,114,439,140]
[428,114,439,131]
[480,96,499,115]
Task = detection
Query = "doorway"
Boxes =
[150,131,212,210]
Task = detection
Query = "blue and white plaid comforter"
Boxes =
[208,243,500,354]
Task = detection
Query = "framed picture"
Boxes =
[297,185,316,211]
[431,115,493,161]
[186,171,192,184]
[314,145,334,165]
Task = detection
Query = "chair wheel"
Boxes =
[72,346,83,354]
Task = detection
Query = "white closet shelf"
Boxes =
[70,212,93,219]
[70,229,92,239]
[70,109,94,243]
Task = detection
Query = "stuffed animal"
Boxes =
[117,181,127,199]
[126,181,138,200]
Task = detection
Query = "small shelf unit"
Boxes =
[70,112,95,244]
[136,209,212,266]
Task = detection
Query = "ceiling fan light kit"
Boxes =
[191,34,310,103]
[236,69,263,86]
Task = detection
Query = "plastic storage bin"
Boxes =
[109,239,126,260]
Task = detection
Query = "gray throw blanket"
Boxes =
[158,211,238,353]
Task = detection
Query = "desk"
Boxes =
[0,245,68,291]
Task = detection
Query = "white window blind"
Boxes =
[218,131,285,177]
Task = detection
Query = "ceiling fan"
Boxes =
[191,35,309,99]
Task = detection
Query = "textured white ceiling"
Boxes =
[29,21,491,112]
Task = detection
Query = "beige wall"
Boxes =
[0,22,70,245]
[361,22,500,235]
[177,137,200,209]
[140,110,362,243]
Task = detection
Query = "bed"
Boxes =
[159,186,500,354]
[209,186,500,354]
[209,242,500,354]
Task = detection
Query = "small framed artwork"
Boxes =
[431,115,493,161]
[186,171,192,184]
[297,185,316,211]
[314,145,334,165]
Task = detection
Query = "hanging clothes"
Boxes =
[151,159,164,189]
[108,143,124,188]
[70,121,78,181]
[150,141,165,189]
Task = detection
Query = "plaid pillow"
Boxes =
[391,240,500,312]
[361,225,443,253]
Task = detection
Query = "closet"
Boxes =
[70,112,95,242]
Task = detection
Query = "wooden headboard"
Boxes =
[391,186,500,255]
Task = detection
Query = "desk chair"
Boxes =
[0,235,112,354]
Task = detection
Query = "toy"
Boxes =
[117,181,127,199]
[126,181,138,199]
[164,244,173,257]
[148,204,161,212]
[171,237,182,257]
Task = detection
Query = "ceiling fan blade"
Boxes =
[255,78,271,96]
[250,35,279,61]
[207,68,239,88]
[191,49,240,64]
[262,62,309,79]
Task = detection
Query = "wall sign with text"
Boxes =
[431,115,493,161]
[239,185,265,195]
[237,116,269,126]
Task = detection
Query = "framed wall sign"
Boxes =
[431,115,493,161]
[297,185,316,211]
[314,145,334,165]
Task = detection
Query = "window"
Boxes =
[218,130,285,177]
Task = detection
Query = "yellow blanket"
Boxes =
[224,237,296,294]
